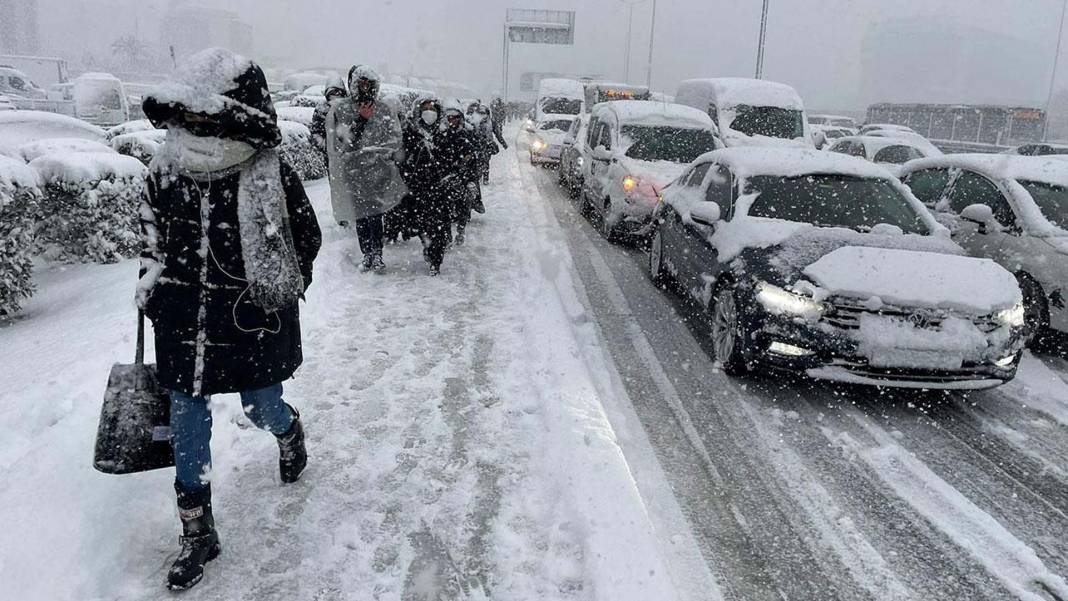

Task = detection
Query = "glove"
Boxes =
[358,102,375,120]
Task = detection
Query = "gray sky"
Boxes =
[38,0,1068,111]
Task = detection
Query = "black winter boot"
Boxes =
[276,405,307,484]
[167,482,221,591]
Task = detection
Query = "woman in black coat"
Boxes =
[400,96,453,274]
[138,48,321,591]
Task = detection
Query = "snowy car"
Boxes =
[530,115,578,166]
[826,135,937,177]
[1006,142,1068,157]
[557,114,589,197]
[580,101,720,241]
[649,148,1025,389]
[810,124,856,149]
[808,114,857,129]
[19,137,116,162]
[899,154,1068,347]
[863,129,943,158]
[0,66,47,100]
[675,77,814,148]
[860,123,916,135]
[0,110,105,147]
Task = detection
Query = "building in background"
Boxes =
[163,1,253,60]
[861,17,1047,108]
[0,0,40,54]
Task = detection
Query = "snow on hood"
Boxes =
[0,110,106,146]
[19,138,116,162]
[29,152,147,184]
[803,246,1020,314]
[619,156,689,189]
[719,130,812,149]
[595,100,713,130]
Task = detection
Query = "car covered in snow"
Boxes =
[675,77,813,148]
[1006,142,1068,157]
[535,78,584,122]
[557,114,589,197]
[860,123,916,135]
[0,110,105,147]
[899,154,1068,347]
[862,129,943,158]
[0,66,47,99]
[580,101,719,240]
[826,135,938,176]
[649,148,1025,389]
[530,115,579,165]
[808,114,857,129]
[810,124,856,149]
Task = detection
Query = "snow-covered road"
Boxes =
[521,146,1068,601]
[3,134,1068,600]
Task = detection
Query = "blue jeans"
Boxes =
[171,383,295,490]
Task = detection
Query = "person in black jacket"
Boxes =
[400,96,452,274]
[438,103,480,246]
[138,48,321,592]
[310,76,348,163]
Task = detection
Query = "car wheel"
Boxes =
[1019,274,1051,349]
[648,227,673,288]
[712,285,748,375]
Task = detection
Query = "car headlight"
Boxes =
[622,175,639,194]
[532,139,547,152]
[755,281,826,318]
[576,156,584,167]
[997,302,1025,327]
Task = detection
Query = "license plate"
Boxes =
[868,348,963,370]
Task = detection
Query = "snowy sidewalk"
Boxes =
[0,144,686,600]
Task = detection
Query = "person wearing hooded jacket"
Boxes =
[310,75,348,162]
[399,96,452,274]
[138,48,322,592]
[326,65,406,271]
[438,102,480,246]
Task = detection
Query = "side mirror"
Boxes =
[688,201,721,227]
[591,145,612,161]
[960,203,997,234]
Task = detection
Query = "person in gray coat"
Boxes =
[326,65,406,271]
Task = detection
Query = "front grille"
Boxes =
[822,299,998,333]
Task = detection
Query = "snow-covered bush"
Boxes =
[278,120,325,180]
[19,138,116,162]
[291,94,325,109]
[30,153,147,264]
[0,156,42,315]
[110,130,166,166]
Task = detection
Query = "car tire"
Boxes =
[579,189,594,218]
[712,284,749,375]
[648,227,673,288]
[1019,274,1051,349]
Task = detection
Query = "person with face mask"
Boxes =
[439,102,480,246]
[326,65,407,271]
[138,48,322,591]
[399,96,453,275]
[310,75,348,162]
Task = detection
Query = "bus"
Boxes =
[865,103,1046,146]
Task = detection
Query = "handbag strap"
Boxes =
[136,310,145,366]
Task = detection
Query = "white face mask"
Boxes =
[421,110,438,126]
[166,127,256,173]
[469,113,484,125]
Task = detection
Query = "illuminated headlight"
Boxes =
[576,156,584,167]
[532,139,547,152]
[995,353,1018,368]
[769,341,816,357]
[997,302,1025,327]
[755,281,826,318]
[622,175,639,194]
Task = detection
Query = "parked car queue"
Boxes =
[527,76,1067,392]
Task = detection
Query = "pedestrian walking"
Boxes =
[439,101,479,246]
[138,47,322,592]
[310,75,348,164]
[326,65,406,271]
[400,96,451,275]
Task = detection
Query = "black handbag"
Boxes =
[93,311,175,474]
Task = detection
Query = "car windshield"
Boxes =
[1019,180,1068,229]
[540,120,572,132]
[730,105,805,139]
[873,145,923,164]
[745,174,930,234]
[540,97,582,115]
[621,125,718,163]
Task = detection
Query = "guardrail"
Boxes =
[931,139,1012,154]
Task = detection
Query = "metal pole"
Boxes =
[503,22,510,101]
[645,0,658,87]
[755,0,770,79]
[1044,0,1067,141]
[624,3,634,83]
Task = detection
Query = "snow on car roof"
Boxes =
[0,155,39,190]
[29,151,147,183]
[835,135,931,154]
[698,147,896,180]
[592,100,713,129]
[537,78,584,97]
[903,153,1068,187]
[19,138,116,162]
[75,72,121,82]
[0,110,106,146]
[677,77,804,110]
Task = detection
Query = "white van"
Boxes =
[535,78,584,122]
[675,77,813,148]
[71,73,129,127]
